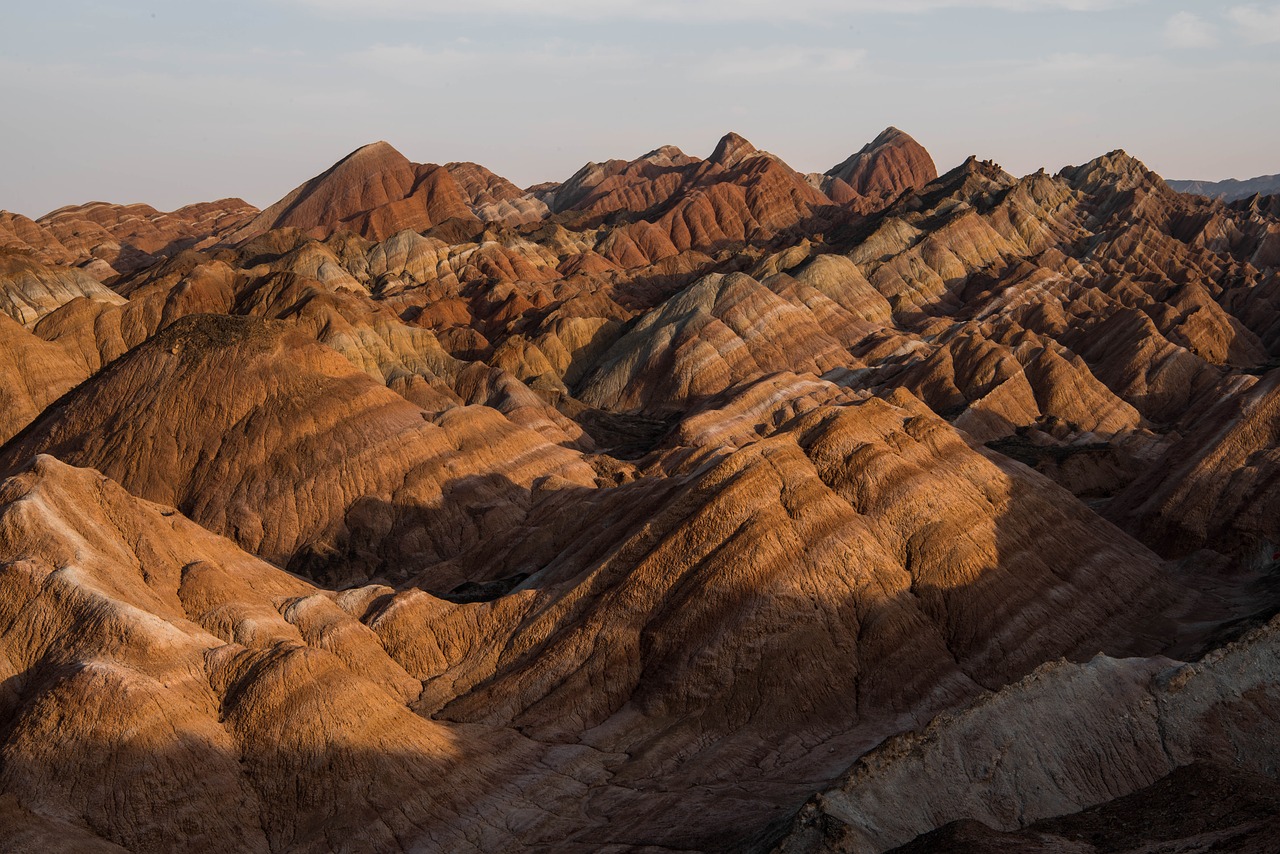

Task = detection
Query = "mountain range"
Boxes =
[1,128,1278,853]
[1169,172,1280,202]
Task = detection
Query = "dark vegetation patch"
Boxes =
[985,435,1111,468]
[1240,357,1280,377]
[441,572,530,604]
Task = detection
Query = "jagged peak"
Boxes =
[1059,149,1166,194]
[1092,149,1147,174]
[953,154,1010,178]
[1066,149,1146,179]
[914,155,1016,206]
[639,144,691,167]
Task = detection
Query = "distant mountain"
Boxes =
[1169,172,1280,201]
[0,198,257,278]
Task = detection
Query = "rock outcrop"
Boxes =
[772,616,1280,854]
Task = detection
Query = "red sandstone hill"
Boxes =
[226,129,935,260]
[0,198,258,278]
[0,129,1279,853]
[230,141,481,243]
[817,126,938,205]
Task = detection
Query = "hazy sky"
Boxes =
[2,0,1278,217]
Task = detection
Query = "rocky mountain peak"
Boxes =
[1060,149,1166,195]
[709,131,761,169]
[825,126,938,199]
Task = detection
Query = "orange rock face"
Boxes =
[1,130,1279,853]
[232,142,481,242]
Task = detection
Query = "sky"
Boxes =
[1,0,1278,217]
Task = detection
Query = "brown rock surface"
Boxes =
[0,313,86,444]
[0,455,606,853]
[0,314,598,583]
[0,394,1199,851]
[577,271,860,413]
[1107,369,1280,559]
[0,211,76,267]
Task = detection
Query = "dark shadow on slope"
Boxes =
[438,572,530,604]
[885,762,1280,854]
[571,409,678,460]
[331,436,1249,851]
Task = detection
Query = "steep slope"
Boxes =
[540,143,701,216]
[0,455,610,854]
[0,390,1202,851]
[0,313,86,444]
[0,211,76,267]
[0,314,597,584]
[232,142,481,242]
[1106,370,1280,559]
[547,131,838,264]
[445,160,550,224]
[577,271,860,413]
